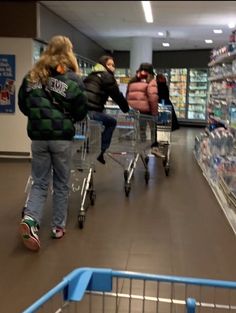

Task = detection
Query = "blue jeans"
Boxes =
[25,140,72,228]
[88,111,117,152]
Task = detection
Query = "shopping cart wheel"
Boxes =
[78,213,85,229]
[165,166,170,176]
[90,190,96,206]
[124,170,129,182]
[144,170,150,184]
[124,183,131,197]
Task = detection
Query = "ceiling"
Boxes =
[40,1,236,51]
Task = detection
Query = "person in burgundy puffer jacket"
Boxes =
[126,63,164,158]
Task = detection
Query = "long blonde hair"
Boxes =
[28,36,79,84]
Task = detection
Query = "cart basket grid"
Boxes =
[23,267,236,313]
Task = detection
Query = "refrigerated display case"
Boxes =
[187,69,208,120]
[156,67,209,124]
[169,68,188,119]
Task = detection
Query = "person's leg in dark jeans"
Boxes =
[88,111,117,164]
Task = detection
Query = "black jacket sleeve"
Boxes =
[18,76,29,116]
[102,72,129,113]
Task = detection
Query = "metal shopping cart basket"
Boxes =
[105,105,152,197]
[71,117,102,229]
[22,267,236,313]
[22,117,102,230]
[154,104,172,176]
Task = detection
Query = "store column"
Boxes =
[130,37,153,76]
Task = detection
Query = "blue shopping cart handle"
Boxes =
[22,267,236,313]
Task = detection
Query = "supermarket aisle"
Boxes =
[0,127,236,312]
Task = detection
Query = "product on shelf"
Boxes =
[195,32,236,232]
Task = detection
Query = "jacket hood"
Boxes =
[91,63,107,73]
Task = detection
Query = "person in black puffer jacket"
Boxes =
[18,35,88,252]
[84,55,129,164]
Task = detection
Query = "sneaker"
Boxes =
[20,215,40,251]
[151,147,165,159]
[51,227,65,239]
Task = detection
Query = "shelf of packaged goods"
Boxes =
[189,102,206,106]
[189,87,208,91]
[209,115,233,130]
[170,81,186,83]
[188,109,206,114]
[208,50,236,67]
[194,152,236,235]
[209,116,230,127]
[170,85,186,88]
[172,106,186,110]
[189,103,206,107]
[188,115,206,122]
[209,95,228,100]
[209,74,236,81]
[190,80,208,83]
[189,93,207,96]
[189,102,207,105]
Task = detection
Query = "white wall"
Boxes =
[39,4,105,62]
[0,37,33,156]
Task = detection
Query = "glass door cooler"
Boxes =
[187,68,208,121]
[169,68,188,119]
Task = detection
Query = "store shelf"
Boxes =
[208,50,236,67]
[194,153,236,235]
[209,73,236,81]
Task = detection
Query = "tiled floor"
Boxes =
[0,127,236,312]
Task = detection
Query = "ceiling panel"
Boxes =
[40,1,236,51]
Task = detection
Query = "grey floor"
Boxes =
[0,127,236,313]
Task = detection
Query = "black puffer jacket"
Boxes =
[83,63,129,113]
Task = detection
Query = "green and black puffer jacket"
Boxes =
[18,68,88,140]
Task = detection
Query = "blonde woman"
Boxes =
[18,35,88,251]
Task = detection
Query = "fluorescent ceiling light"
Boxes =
[228,22,235,29]
[158,32,164,36]
[162,42,170,47]
[141,1,153,23]
[205,39,213,44]
[213,29,223,34]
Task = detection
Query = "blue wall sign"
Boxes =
[0,55,16,113]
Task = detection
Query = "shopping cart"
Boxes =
[71,118,102,228]
[105,105,151,197]
[22,117,102,229]
[154,104,172,176]
[22,267,236,313]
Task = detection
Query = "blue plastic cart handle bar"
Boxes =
[22,267,236,313]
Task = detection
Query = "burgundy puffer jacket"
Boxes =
[126,79,158,115]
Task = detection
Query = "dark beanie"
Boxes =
[138,63,154,75]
